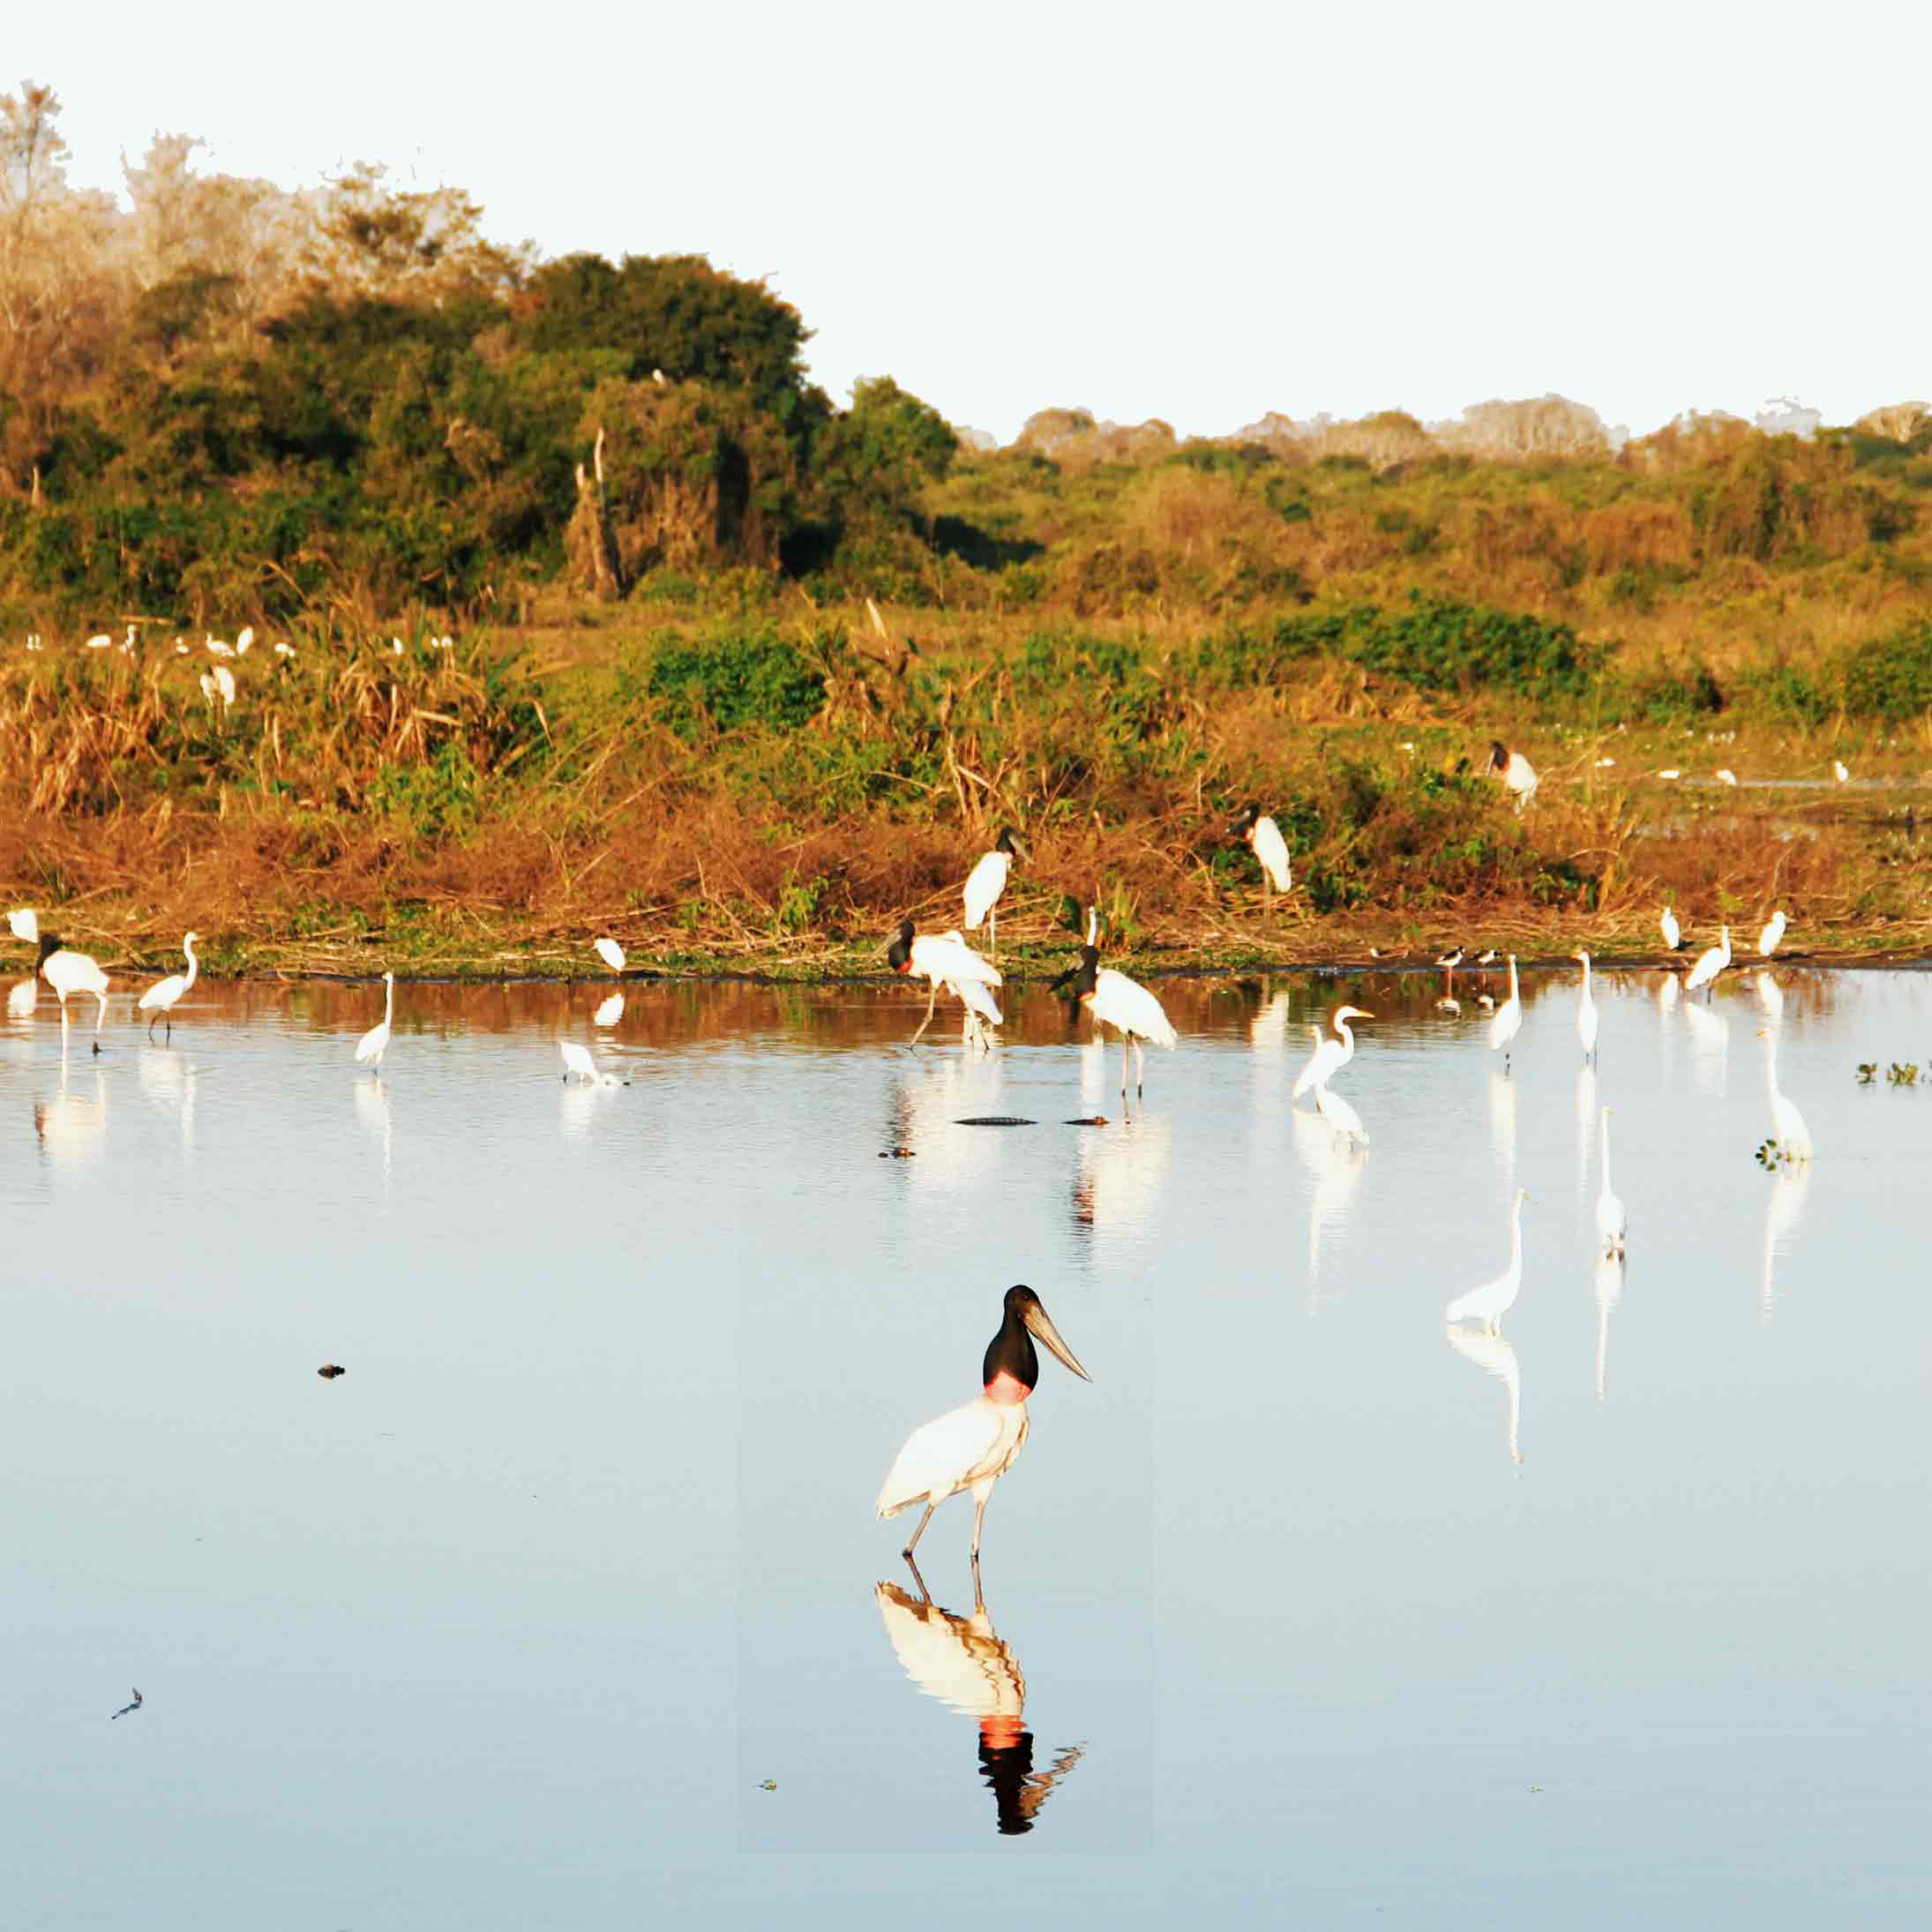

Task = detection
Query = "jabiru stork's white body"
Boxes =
[948,971,1003,1050]
[1597,1106,1627,1256]
[24,915,111,1042]
[962,827,1027,957]
[1229,803,1292,907]
[594,937,625,973]
[1575,950,1599,1063]
[1445,1188,1529,1334]
[877,1285,1090,1561]
[1659,906,1682,951]
[137,931,198,1040]
[887,918,1001,1046]
[355,971,395,1073]
[1684,925,1731,1000]
[1055,909,1175,1097]
[1293,1006,1372,1101]
[1757,909,1787,959]
[1758,1027,1813,1161]
[1488,956,1524,1065]
[1488,740,1539,811]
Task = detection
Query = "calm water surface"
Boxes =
[4,964,1930,1927]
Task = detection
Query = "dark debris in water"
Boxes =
[318,1363,346,1379]
[954,1115,1037,1126]
[878,1147,916,1158]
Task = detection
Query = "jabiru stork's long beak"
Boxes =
[1022,1299,1091,1382]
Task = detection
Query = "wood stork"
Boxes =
[594,937,625,973]
[962,827,1027,958]
[1597,1106,1627,1256]
[887,918,1001,1046]
[1757,1028,1813,1161]
[1487,740,1539,811]
[32,927,110,1043]
[1228,803,1292,910]
[1056,908,1176,1097]
[1684,925,1731,1000]
[355,971,395,1074]
[1487,956,1523,1066]
[1292,1006,1372,1100]
[137,932,198,1041]
[1659,906,1681,951]
[1445,1188,1529,1333]
[1574,950,1599,1063]
[876,1284,1090,1561]
[1757,909,1787,959]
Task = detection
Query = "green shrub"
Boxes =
[1840,621,1932,720]
[647,625,826,738]
[1339,595,1604,698]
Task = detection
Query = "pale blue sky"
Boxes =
[17,0,1928,440]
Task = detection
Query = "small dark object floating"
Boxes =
[878,1147,917,1158]
[955,1115,1037,1127]
[318,1363,346,1379]
[1063,1116,1110,1127]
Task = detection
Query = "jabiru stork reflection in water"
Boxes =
[877,1285,1090,1561]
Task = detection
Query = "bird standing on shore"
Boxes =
[962,828,1027,959]
[877,1285,1091,1561]
[1660,906,1682,951]
[595,937,625,973]
[137,932,199,1042]
[1487,741,1539,811]
[1757,909,1787,959]
[1228,804,1292,911]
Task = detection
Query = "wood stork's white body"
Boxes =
[1575,950,1599,1063]
[1446,1188,1528,1334]
[1757,910,1787,959]
[594,937,625,972]
[1293,1006,1370,1101]
[1684,925,1731,999]
[1487,956,1523,1063]
[1660,906,1681,951]
[355,971,395,1072]
[137,932,198,1039]
[1759,1027,1813,1161]
[1597,1106,1627,1256]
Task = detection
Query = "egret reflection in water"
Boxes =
[138,1048,197,1154]
[1593,1249,1625,1404]
[1684,995,1728,1097]
[1446,1326,1524,1464]
[1762,1162,1811,1321]
[355,1068,393,1181]
[7,976,35,1020]
[34,1064,107,1172]
[875,1562,1085,1837]
[1575,1064,1599,1202]
[594,992,625,1029]
[1292,1105,1366,1311]
[1487,1067,1516,1181]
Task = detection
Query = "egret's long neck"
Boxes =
[383,977,394,1023]
[182,937,198,991]
[1334,1016,1354,1059]
[1509,958,1520,1000]
[1508,1199,1524,1270]
[1581,955,1593,996]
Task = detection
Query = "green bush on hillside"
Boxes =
[647,625,826,738]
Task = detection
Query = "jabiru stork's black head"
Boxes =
[886,917,915,974]
[1046,940,1099,1005]
[34,932,61,969]
[984,1284,1091,1400]
[1227,801,1261,839]
[993,826,1028,862]
[1487,740,1509,773]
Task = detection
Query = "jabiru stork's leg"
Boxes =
[1119,1031,1130,1096]
[901,1499,938,1559]
[989,904,997,961]
[909,977,939,1046]
[970,1486,993,1560]
[1134,1038,1146,1096]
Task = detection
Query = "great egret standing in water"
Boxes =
[137,932,198,1041]
[1445,1188,1529,1333]
[1757,1027,1813,1161]
[1574,950,1599,1063]
[1597,1106,1627,1256]
[355,972,395,1075]
[1757,909,1787,958]
[876,1285,1091,1561]
[1488,957,1523,1067]
[1684,925,1731,999]
[1292,1006,1371,1100]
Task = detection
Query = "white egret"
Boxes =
[9,907,39,942]
[1597,1106,1627,1256]
[1292,1006,1372,1100]
[1659,906,1681,951]
[136,932,198,1041]
[1757,1027,1813,1162]
[204,633,235,659]
[354,971,395,1074]
[236,625,254,655]
[6,977,35,1018]
[1055,908,1176,1097]
[887,918,1001,1046]
[85,632,112,650]
[877,1284,1090,1560]
[1228,803,1292,909]
[34,928,110,1042]
[962,827,1027,957]
[1684,925,1731,1000]
[1487,740,1539,811]
[559,1040,622,1085]
[1575,950,1599,1063]
[594,937,626,973]
[1757,909,1787,958]
[1716,768,1738,786]
[198,664,235,709]
[1445,1188,1529,1334]
[1314,1075,1368,1148]
[594,992,625,1028]
[1487,956,1524,1067]
[1833,760,1850,783]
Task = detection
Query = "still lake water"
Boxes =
[4,962,1929,1927]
